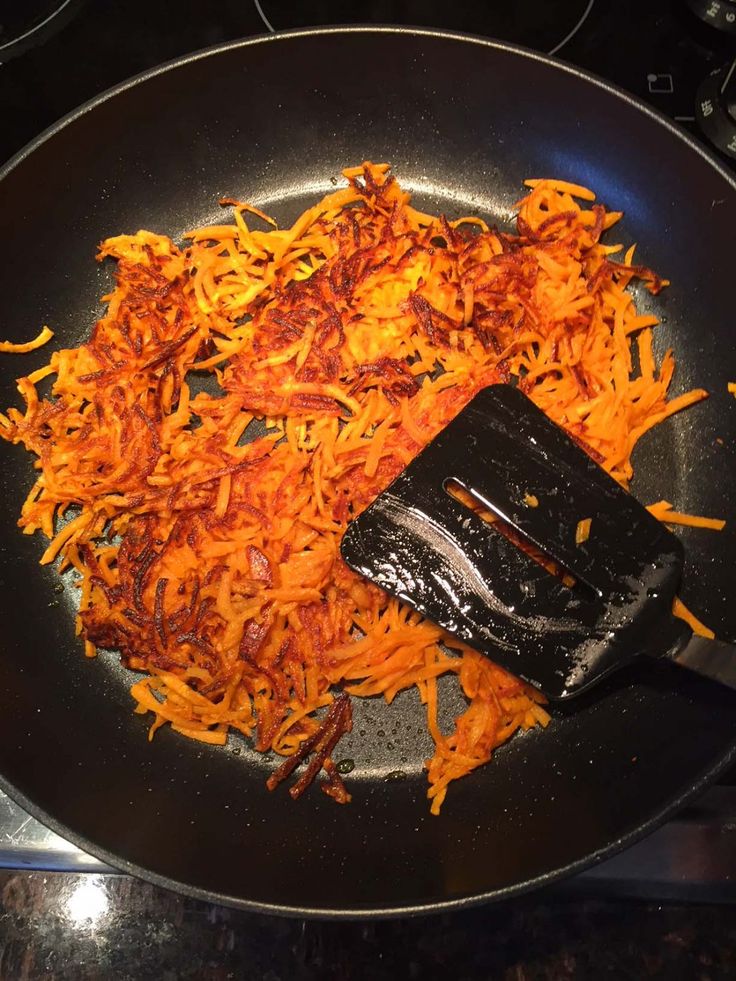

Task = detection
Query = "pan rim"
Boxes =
[1,740,734,920]
[2,24,736,195]
[1,25,735,919]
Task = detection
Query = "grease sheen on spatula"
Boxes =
[340,385,736,700]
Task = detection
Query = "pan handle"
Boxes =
[668,633,736,692]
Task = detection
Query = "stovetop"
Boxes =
[1,0,735,901]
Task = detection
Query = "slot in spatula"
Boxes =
[340,384,736,700]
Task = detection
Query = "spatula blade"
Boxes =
[340,385,684,699]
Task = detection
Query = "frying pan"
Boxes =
[0,27,735,918]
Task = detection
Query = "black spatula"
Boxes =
[340,384,736,699]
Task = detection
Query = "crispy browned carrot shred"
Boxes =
[0,163,715,814]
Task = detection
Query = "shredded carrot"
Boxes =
[0,325,54,354]
[647,500,726,531]
[0,161,718,813]
[523,178,597,201]
[575,518,592,544]
[673,597,715,640]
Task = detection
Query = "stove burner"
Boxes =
[253,0,595,56]
[0,0,81,61]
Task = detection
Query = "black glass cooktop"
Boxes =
[254,0,592,53]
[0,0,81,59]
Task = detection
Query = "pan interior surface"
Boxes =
[0,29,735,916]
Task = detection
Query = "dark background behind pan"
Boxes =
[0,28,735,916]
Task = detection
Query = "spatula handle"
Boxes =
[669,634,736,692]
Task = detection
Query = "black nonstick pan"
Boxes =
[0,27,735,917]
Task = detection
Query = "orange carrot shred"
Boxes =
[0,325,54,354]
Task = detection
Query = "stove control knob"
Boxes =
[687,0,736,35]
[696,59,736,159]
